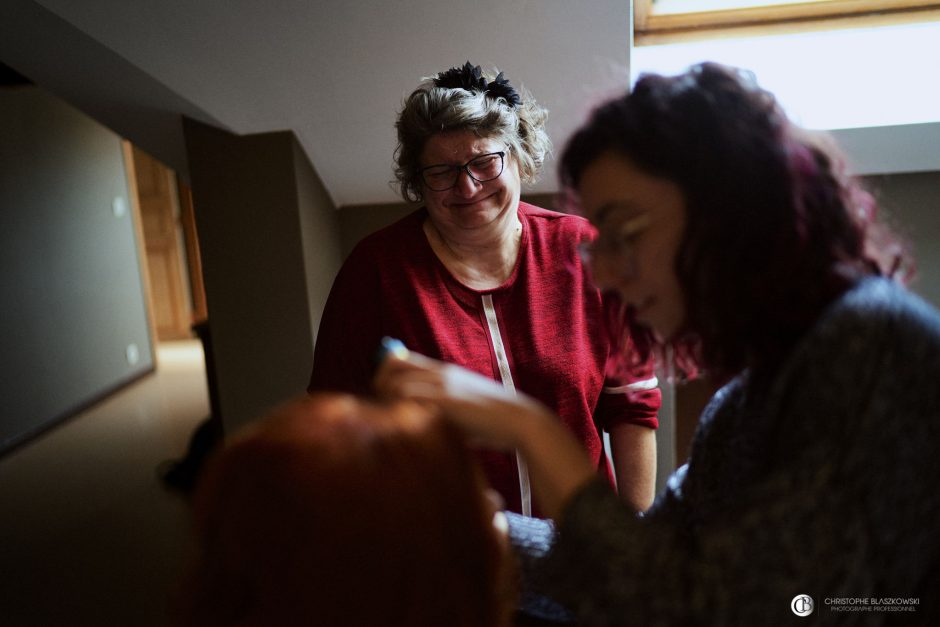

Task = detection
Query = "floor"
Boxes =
[0,341,209,626]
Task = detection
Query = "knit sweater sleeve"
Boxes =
[535,279,940,625]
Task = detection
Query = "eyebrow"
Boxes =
[423,150,503,168]
[593,200,645,226]
[617,212,651,236]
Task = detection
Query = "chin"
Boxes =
[640,316,675,343]
[449,201,490,216]
[657,319,687,343]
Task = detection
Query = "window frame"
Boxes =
[634,0,940,45]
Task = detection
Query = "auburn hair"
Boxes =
[179,393,513,627]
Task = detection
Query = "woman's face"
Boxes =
[419,130,521,232]
[578,151,687,340]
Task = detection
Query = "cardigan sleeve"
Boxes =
[592,294,661,432]
[505,513,576,622]
[593,355,661,431]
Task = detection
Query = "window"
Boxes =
[634,0,940,44]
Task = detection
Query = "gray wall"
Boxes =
[1,85,154,453]
[293,141,346,344]
[184,119,342,433]
[866,171,940,308]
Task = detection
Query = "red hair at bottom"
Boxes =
[178,393,514,627]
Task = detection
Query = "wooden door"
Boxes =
[177,181,208,323]
[131,146,193,340]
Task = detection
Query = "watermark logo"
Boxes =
[792,594,815,617]
[824,596,919,613]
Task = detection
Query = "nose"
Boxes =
[453,168,482,196]
[587,250,637,294]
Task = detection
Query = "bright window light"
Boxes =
[653,0,831,14]
[632,19,940,130]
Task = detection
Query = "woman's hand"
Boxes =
[374,350,550,450]
[375,349,598,519]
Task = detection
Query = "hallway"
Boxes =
[0,341,208,626]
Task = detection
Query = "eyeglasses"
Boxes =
[579,213,651,275]
[419,151,506,191]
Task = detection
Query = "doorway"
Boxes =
[126,144,207,340]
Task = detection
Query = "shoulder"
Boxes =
[774,276,940,389]
[341,208,425,268]
[351,207,425,254]
[328,208,425,289]
[519,201,593,241]
[770,276,940,431]
[814,276,940,353]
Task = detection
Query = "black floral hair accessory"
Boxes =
[433,61,523,108]
[486,71,523,108]
[435,61,487,92]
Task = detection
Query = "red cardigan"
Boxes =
[309,203,660,515]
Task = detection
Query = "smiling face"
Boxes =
[419,130,521,233]
[578,151,688,340]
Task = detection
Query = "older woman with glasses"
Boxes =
[309,62,661,517]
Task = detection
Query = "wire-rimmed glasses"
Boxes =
[419,151,506,191]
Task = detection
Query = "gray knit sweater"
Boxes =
[510,277,940,625]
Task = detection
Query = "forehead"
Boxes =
[421,130,501,164]
[577,152,685,225]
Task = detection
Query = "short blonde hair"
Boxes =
[394,67,551,202]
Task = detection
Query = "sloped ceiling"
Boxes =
[2,0,633,207]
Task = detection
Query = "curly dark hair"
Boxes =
[561,62,909,380]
